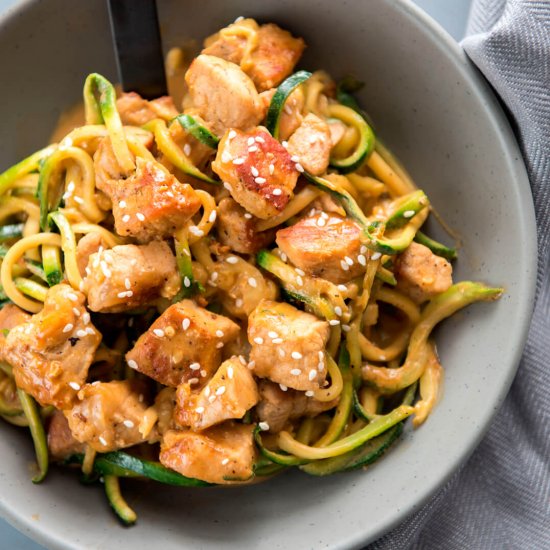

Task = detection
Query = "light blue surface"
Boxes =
[0,1,471,548]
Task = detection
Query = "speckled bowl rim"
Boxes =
[0,0,537,548]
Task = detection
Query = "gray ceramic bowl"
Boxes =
[0,0,536,548]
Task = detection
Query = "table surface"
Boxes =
[0,0,472,548]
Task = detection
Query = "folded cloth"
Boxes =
[368,1,550,548]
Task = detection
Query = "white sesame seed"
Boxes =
[305,390,315,397]
[235,298,243,307]
[123,420,135,428]
[244,212,253,219]
[296,275,304,286]
[153,328,165,337]
[128,359,138,370]
[182,318,190,331]
[284,104,293,115]
[291,351,303,360]
[189,226,204,237]
[247,360,255,369]
[308,369,318,381]
[403,210,415,218]
[117,291,128,298]
[345,256,354,266]
[76,329,87,338]
[318,351,325,360]
[254,337,264,345]
[183,144,191,156]
[228,130,237,140]
[124,278,131,290]
[208,394,216,403]
[248,145,258,153]
[371,252,382,261]
[85,327,95,335]
[358,254,367,266]
[295,268,305,276]
[221,458,230,465]
[269,164,275,175]
[290,368,302,376]
[215,329,224,338]
[278,349,286,358]
[279,384,288,392]
[280,252,288,262]
[360,245,368,255]
[334,306,343,317]
[200,370,207,377]
[99,436,107,446]
[223,181,233,191]
[291,155,300,163]
[100,262,112,278]
[216,342,224,349]
[268,331,279,338]
[67,292,78,302]
[226,256,239,264]
[337,284,347,292]
[221,151,232,163]
[321,212,329,220]
[63,323,74,333]
[227,366,234,379]
[342,324,351,333]
[119,200,127,208]
[295,163,304,173]
[122,214,131,223]
[166,191,174,198]
[248,277,257,288]
[195,406,205,414]
[189,362,201,371]
[238,356,247,366]
[259,422,270,431]
[204,386,211,397]
[272,338,283,344]
[184,276,191,288]
[211,271,219,282]
[208,210,217,223]
[251,166,259,177]
[66,181,76,193]
[317,217,326,227]
[255,177,266,184]
[255,136,265,143]
[281,140,289,148]
[216,386,226,396]
[189,377,200,385]
[232,158,244,165]
[329,319,340,326]
[247,137,256,146]
[73,196,84,205]
[72,307,80,316]
[272,188,282,196]
[69,382,80,391]
[92,381,100,386]
[340,260,350,271]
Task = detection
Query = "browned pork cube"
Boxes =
[160,422,256,484]
[256,380,338,433]
[395,242,453,304]
[125,300,240,387]
[64,380,153,452]
[248,300,329,392]
[116,92,178,126]
[47,410,85,460]
[212,127,298,219]
[174,356,259,431]
[203,20,305,92]
[276,212,365,283]
[216,197,275,254]
[287,114,332,176]
[83,241,180,313]
[4,284,101,408]
[185,55,264,137]
[0,304,30,361]
[101,155,202,242]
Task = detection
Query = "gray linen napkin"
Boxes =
[368,1,550,548]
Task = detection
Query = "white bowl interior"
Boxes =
[0,0,536,548]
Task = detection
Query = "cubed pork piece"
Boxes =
[394,242,453,304]
[0,304,30,361]
[256,380,338,433]
[287,114,332,176]
[64,380,154,452]
[125,300,240,387]
[160,422,256,484]
[203,20,305,92]
[216,197,275,254]
[185,55,264,137]
[212,127,298,219]
[47,410,86,460]
[116,92,178,126]
[248,300,329,392]
[174,356,259,431]
[94,140,202,242]
[83,241,180,313]
[276,211,365,283]
[4,284,101,408]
